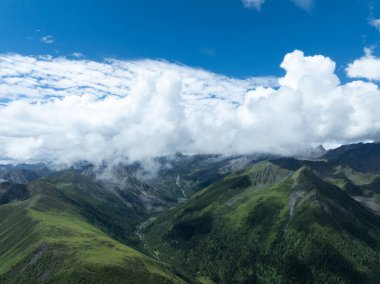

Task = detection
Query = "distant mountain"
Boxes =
[295,145,327,159]
[0,163,52,184]
[322,142,380,173]
[89,153,257,211]
[312,144,327,157]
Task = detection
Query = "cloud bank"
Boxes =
[0,50,379,167]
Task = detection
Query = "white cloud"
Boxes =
[370,18,380,31]
[346,48,380,81]
[0,53,276,165]
[72,52,84,58]
[242,0,314,11]
[0,51,379,167]
[242,0,265,11]
[291,0,314,11]
[40,35,54,44]
[0,53,275,102]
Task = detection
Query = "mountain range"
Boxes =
[1,143,380,283]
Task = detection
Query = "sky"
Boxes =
[0,0,379,77]
[1,0,380,166]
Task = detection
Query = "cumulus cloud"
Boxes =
[346,48,380,81]
[0,53,276,165]
[241,0,265,11]
[0,50,379,167]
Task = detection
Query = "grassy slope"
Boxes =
[0,174,184,283]
[142,162,380,283]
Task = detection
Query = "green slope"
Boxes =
[0,182,29,205]
[0,173,184,283]
[142,162,380,283]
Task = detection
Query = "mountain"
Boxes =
[312,145,327,157]
[0,171,184,283]
[322,143,380,173]
[0,163,52,184]
[141,161,380,283]
[296,145,327,159]
[0,182,29,205]
[89,153,257,211]
[2,143,380,283]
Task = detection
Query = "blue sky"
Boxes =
[0,0,378,78]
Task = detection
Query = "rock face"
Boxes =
[313,145,327,157]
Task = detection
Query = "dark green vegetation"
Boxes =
[0,172,184,283]
[0,182,29,205]
[142,144,380,283]
[2,143,380,283]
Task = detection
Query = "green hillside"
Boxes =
[3,144,380,283]
[0,182,29,205]
[142,162,380,283]
[0,173,184,284]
